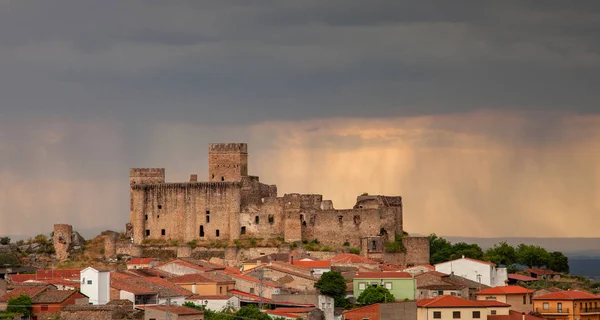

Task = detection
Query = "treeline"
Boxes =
[429,234,569,274]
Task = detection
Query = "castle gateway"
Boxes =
[129,143,403,247]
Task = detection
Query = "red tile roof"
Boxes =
[291,260,331,268]
[488,310,544,320]
[404,264,435,271]
[36,269,81,280]
[186,295,231,300]
[0,286,50,302]
[415,271,448,278]
[264,309,301,318]
[8,274,37,282]
[343,303,380,320]
[128,258,155,265]
[272,307,313,313]
[218,271,280,288]
[533,290,599,300]
[330,254,378,265]
[145,305,203,315]
[228,289,273,302]
[475,286,535,295]
[33,290,83,304]
[354,272,413,279]
[168,273,233,284]
[508,274,538,282]
[526,268,556,275]
[417,295,510,308]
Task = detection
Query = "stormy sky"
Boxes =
[0,1,599,239]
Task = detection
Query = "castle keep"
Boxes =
[129,143,404,248]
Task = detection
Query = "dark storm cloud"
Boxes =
[1,1,600,238]
[1,1,600,124]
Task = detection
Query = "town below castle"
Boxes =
[0,144,592,320]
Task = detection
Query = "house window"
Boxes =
[486,297,497,300]
[161,229,166,236]
[385,282,392,290]
[490,310,496,315]
[359,283,366,290]
[452,311,460,318]
[472,311,480,318]
[255,216,259,224]
[433,311,441,319]
[438,290,444,296]
[145,230,150,236]
[241,226,246,234]
[87,280,92,285]
[41,305,48,311]
[523,295,526,304]
[543,302,549,310]
[220,287,222,294]
[451,292,456,296]
[250,288,255,294]
[557,302,562,313]
[216,229,220,237]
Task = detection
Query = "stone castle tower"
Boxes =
[53,224,72,261]
[208,143,248,182]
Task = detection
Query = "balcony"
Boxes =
[581,307,600,315]
[536,307,569,315]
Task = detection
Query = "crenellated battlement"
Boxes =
[131,181,241,190]
[130,168,165,177]
[209,143,247,153]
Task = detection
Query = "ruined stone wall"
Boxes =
[54,224,73,261]
[103,233,117,259]
[130,168,165,244]
[115,241,142,257]
[177,246,192,258]
[130,182,242,245]
[402,237,430,266]
[208,143,248,182]
[303,209,387,247]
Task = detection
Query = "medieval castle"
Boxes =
[128,143,429,264]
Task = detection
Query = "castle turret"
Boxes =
[208,143,248,182]
[129,168,165,244]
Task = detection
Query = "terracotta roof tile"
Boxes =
[145,305,203,315]
[436,257,496,267]
[533,290,599,300]
[475,286,535,295]
[417,295,510,308]
[168,273,233,284]
[33,290,82,304]
[8,274,37,282]
[508,274,538,282]
[488,310,544,320]
[291,260,331,268]
[264,310,301,318]
[0,286,51,302]
[526,268,556,275]
[36,269,81,280]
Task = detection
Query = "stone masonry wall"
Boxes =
[54,224,73,261]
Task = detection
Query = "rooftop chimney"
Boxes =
[190,174,198,182]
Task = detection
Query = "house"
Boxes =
[144,305,204,320]
[434,256,508,287]
[31,290,88,318]
[242,253,292,272]
[475,285,535,314]
[168,273,235,295]
[507,274,538,285]
[533,287,563,297]
[80,267,111,305]
[417,295,510,320]
[127,258,159,270]
[526,269,559,281]
[154,259,225,276]
[60,304,133,320]
[244,262,318,292]
[342,301,417,320]
[488,310,545,320]
[217,271,281,299]
[185,294,240,312]
[290,260,332,276]
[110,275,193,308]
[417,283,466,300]
[272,293,335,320]
[0,285,53,311]
[353,272,415,300]
[265,308,313,319]
[532,290,600,320]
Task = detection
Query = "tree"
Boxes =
[0,237,10,245]
[450,242,484,260]
[429,234,453,264]
[234,305,271,320]
[516,244,550,268]
[0,253,19,266]
[484,241,517,266]
[356,286,395,305]
[314,271,349,308]
[547,251,569,274]
[7,294,32,316]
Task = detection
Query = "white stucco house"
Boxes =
[434,256,508,287]
[185,295,240,312]
[80,267,111,305]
